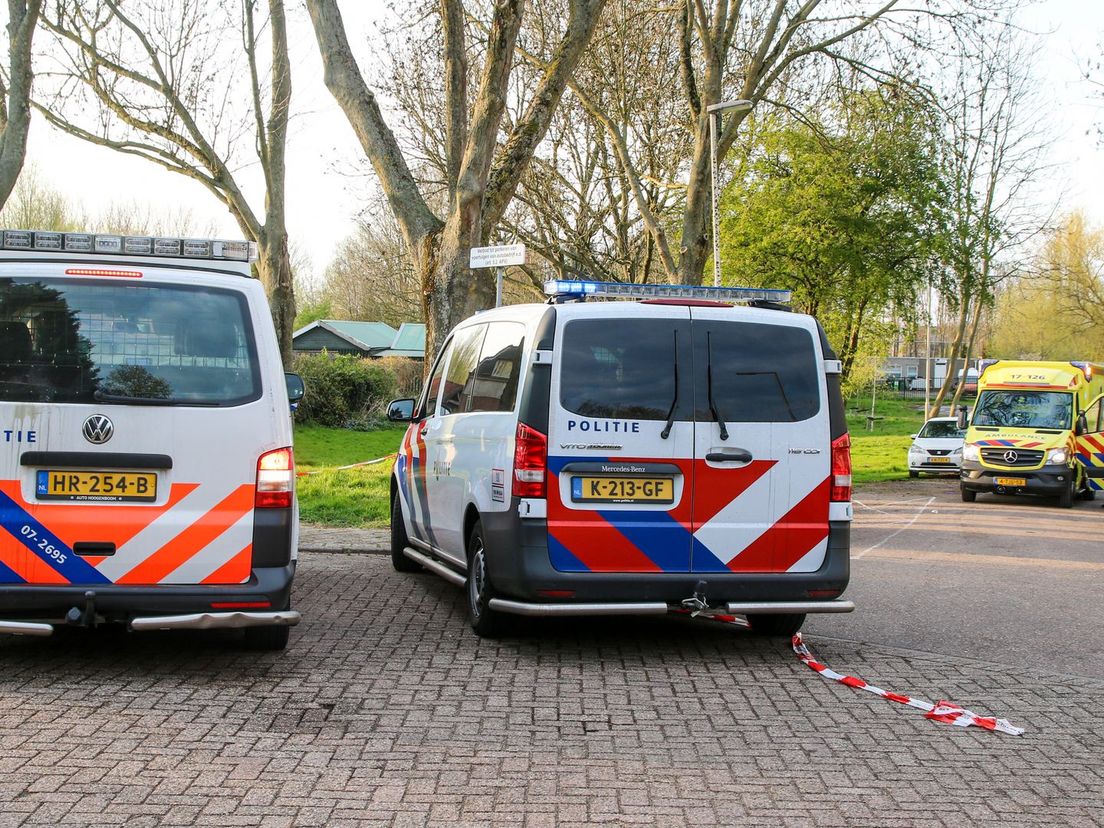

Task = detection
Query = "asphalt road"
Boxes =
[807,477,1104,681]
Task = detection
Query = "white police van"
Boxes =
[388,280,854,637]
[0,229,302,649]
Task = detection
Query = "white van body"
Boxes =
[0,230,300,648]
[389,282,854,637]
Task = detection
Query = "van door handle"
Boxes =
[706,449,753,463]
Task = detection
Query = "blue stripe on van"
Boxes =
[548,534,590,572]
[0,491,110,585]
[598,509,691,572]
[690,537,732,572]
[0,558,24,583]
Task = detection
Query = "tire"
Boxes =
[908,470,919,479]
[746,613,806,637]
[960,485,977,503]
[1057,476,1074,509]
[1080,486,1097,501]
[243,622,291,651]
[391,491,420,573]
[466,521,504,638]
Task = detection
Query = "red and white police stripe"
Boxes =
[792,633,1025,736]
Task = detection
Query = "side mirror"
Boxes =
[285,372,305,409]
[910,433,919,439]
[387,398,416,422]
[1076,413,1088,436]
[955,405,968,431]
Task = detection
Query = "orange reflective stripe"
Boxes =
[0,538,69,584]
[116,485,255,585]
[201,544,252,585]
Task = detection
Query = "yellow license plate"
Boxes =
[927,457,951,464]
[36,470,157,502]
[571,476,674,503]
[994,476,1026,487]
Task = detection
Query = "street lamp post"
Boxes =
[706,99,752,287]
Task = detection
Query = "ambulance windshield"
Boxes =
[0,277,260,406]
[972,390,1072,430]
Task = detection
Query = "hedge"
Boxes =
[292,352,402,428]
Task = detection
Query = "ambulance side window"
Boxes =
[420,337,453,418]
[1085,398,1103,434]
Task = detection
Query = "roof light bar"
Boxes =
[0,229,257,262]
[543,279,792,304]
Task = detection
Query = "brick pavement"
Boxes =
[0,552,1101,826]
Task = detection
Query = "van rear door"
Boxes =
[687,308,830,573]
[547,304,694,573]
[0,271,273,587]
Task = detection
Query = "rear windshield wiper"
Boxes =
[706,331,729,441]
[93,390,176,406]
[660,330,679,440]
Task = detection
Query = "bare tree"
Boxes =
[306,0,606,358]
[0,0,43,209]
[926,23,1052,418]
[36,0,297,364]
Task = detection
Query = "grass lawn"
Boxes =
[292,394,951,526]
[294,424,406,527]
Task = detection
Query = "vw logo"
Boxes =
[82,414,114,445]
[1003,450,1019,464]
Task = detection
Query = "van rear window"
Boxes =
[0,278,260,406]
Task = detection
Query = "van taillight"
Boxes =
[256,447,294,508]
[513,423,547,498]
[830,433,852,502]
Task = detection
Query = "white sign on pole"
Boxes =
[469,244,526,269]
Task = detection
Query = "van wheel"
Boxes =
[908,470,919,479]
[1057,477,1074,509]
[960,486,977,503]
[746,613,806,637]
[391,492,420,572]
[466,522,504,638]
[243,622,291,651]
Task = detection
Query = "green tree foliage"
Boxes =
[292,353,398,429]
[987,212,1104,361]
[719,87,946,382]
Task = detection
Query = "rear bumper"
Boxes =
[482,509,850,606]
[960,462,1073,496]
[0,562,296,625]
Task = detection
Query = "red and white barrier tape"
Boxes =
[792,633,1024,736]
[296,453,396,477]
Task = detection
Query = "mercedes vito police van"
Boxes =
[387,279,854,638]
[0,229,302,649]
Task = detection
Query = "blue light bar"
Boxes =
[543,279,791,303]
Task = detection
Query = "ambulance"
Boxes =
[387,280,855,638]
[0,229,302,648]
[959,360,1104,507]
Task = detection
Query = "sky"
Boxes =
[17,1,1104,288]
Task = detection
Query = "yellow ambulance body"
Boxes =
[959,361,1104,507]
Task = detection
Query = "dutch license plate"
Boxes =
[927,457,951,464]
[36,470,157,503]
[571,476,674,504]
[994,476,1026,487]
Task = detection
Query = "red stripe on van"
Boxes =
[201,544,252,585]
[726,478,830,573]
[116,484,255,584]
[549,513,663,572]
[690,459,775,527]
[0,536,69,584]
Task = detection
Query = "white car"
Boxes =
[908,416,966,477]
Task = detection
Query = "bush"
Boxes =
[374,356,424,399]
[293,352,398,428]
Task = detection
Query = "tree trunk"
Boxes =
[0,0,43,210]
[928,286,971,419]
[950,296,983,411]
[678,123,712,285]
[257,233,296,367]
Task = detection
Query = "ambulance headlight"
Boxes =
[963,444,980,462]
[1046,448,1068,465]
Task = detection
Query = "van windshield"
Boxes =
[972,390,1072,430]
[0,277,260,406]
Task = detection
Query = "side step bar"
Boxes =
[726,600,854,615]
[130,610,301,632]
[485,599,855,618]
[403,547,466,586]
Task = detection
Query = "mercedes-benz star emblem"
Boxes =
[1003,449,1019,464]
[83,414,114,445]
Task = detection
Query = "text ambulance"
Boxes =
[387,279,855,639]
[959,360,1104,507]
[0,229,302,648]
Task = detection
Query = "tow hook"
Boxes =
[680,580,709,616]
[65,590,98,628]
